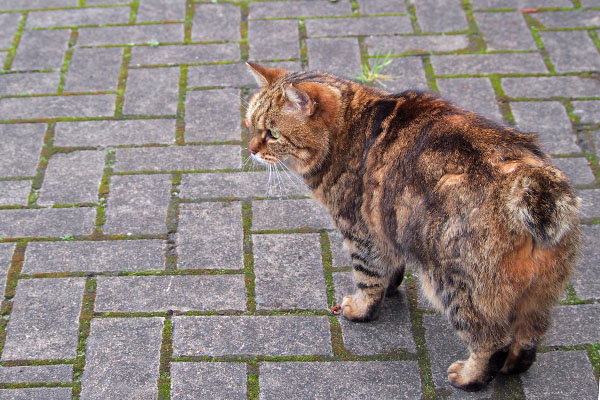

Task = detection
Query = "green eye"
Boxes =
[269,129,281,139]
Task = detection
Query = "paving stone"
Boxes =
[87,0,129,3]
[372,56,429,93]
[551,157,596,186]
[578,189,600,219]
[253,233,328,310]
[80,317,163,400]
[177,202,243,270]
[358,0,407,15]
[0,0,77,9]
[259,361,422,399]
[95,274,246,312]
[38,150,105,205]
[0,72,60,95]
[54,119,176,146]
[581,0,600,5]
[252,198,335,231]
[171,363,247,400]
[511,101,579,154]
[0,365,72,383]
[172,316,332,356]
[541,30,600,73]
[185,89,241,142]
[0,207,96,238]
[572,101,600,124]
[415,0,468,32]
[503,76,600,98]
[77,24,184,46]
[114,145,240,172]
[1,278,85,360]
[130,43,239,66]
[249,0,352,19]
[136,0,186,22]
[26,6,129,28]
[438,77,503,122]
[534,11,600,28]
[306,16,412,37]
[0,388,72,400]
[11,29,69,71]
[123,67,179,115]
[0,180,30,206]
[572,225,600,300]
[0,13,20,49]
[104,174,171,234]
[23,239,166,273]
[471,0,573,8]
[475,11,537,50]
[365,34,469,55]
[65,47,122,92]
[0,243,14,298]
[431,53,547,75]
[306,37,362,78]
[544,303,600,345]
[248,20,299,61]
[327,230,351,267]
[187,63,257,88]
[192,4,240,41]
[0,94,116,120]
[333,272,416,355]
[0,123,45,177]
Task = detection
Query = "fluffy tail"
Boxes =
[507,165,580,246]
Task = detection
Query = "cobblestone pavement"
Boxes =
[0,0,599,399]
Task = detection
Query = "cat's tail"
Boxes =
[507,165,580,246]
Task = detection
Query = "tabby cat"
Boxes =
[244,62,580,391]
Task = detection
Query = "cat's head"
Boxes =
[245,62,341,175]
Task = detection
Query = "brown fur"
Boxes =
[244,63,581,391]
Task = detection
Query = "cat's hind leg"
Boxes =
[385,265,405,297]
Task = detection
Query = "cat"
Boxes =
[243,62,580,392]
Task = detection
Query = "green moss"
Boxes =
[242,201,256,311]
[459,0,486,52]
[403,0,421,33]
[489,75,515,124]
[246,360,259,400]
[421,56,439,92]
[157,317,172,400]
[319,232,335,308]
[0,382,72,389]
[298,19,309,70]
[57,30,79,94]
[586,343,600,381]
[523,14,555,73]
[2,13,26,72]
[114,47,132,118]
[240,2,250,61]
[72,277,96,398]
[176,66,187,144]
[129,0,140,24]
[328,316,348,357]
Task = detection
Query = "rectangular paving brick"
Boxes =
[249,0,352,19]
[365,34,469,55]
[54,119,176,146]
[0,123,45,177]
[0,13,20,49]
[415,0,468,32]
[572,225,600,300]
[192,4,240,41]
[0,180,30,206]
[0,243,14,297]
[185,89,241,142]
[307,16,412,37]
[328,230,351,268]
[172,316,332,356]
[358,0,407,15]
[104,174,171,234]
[252,199,335,231]
[0,207,96,238]
[540,30,600,73]
[26,6,129,28]
[95,275,246,312]
[431,53,547,75]
[475,11,537,50]
[130,43,240,66]
[579,189,600,219]
[572,101,600,124]
[0,388,72,400]
[306,37,362,78]
[0,94,116,120]
[187,63,256,88]
[438,77,503,122]
[0,365,72,383]
[0,72,60,95]
[260,361,422,399]
[253,233,328,310]
[80,317,163,400]
[472,0,572,8]
[22,239,166,274]
[249,20,299,61]
[1,278,85,360]
[123,67,180,115]
[77,24,184,46]
[11,30,69,71]
[0,0,77,9]
[373,56,429,93]
[65,47,123,92]
[177,202,243,269]
[171,363,246,400]
[136,0,186,22]
[502,76,600,98]
[38,150,105,205]
[535,11,600,28]
[545,304,600,345]
[551,157,596,186]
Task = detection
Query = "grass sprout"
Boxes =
[355,49,396,87]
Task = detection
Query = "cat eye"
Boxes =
[267,129,281,139]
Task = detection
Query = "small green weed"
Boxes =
[355,49,395,87]
[60,235,75,241]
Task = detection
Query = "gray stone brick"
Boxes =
[0,72,60,95]
[306,37,362,78]
[365,34,469,55]
[572,101,600,124]
[177,202,243,270]
[307,16,412,37]
[431,53,547,75]
[475,11,537,50]
[358,0,407,15]
[136,0,186,22]
[249,20,299,61]
[471,0,572,8]
[95,274,246,312]
[114,145,240,172]
[373,56,429,93]
[333,272,416,355]
[551,157,596,186]
[249,0,352,19]
[0,13,20,49]
[415,0,468,32]
[578,189,600,219]
[65,47,122,92]
[535,11,600,28]
[192,4,240,41]
[80,317,163,400]
[77,24,184,46]
[253,233,328,310]
[130,43,240,66]
[438,78,503,122]
[252,198,335,231]
[104,174,171,234]
[0,243,14,298]
[0,0,76,9]
[11,30,69,71]
[0,180,30,206]
[0,388,72,400]
[503,76,600,98]
[54,119,176,147]
[26,6,129,28]
[0,123,45,177]
[187,63,257,88]
[581,0,600,5]
[511,101,579,154]
[521,351,598,399]
[259,361,422,399]
[185,89,241,142]
[0,365,72,383]
[123,67,179,115]
[23,239,166,274]
[87,0,129,3]
[171,363,247,400]
[0,94,116,120]
[545,304,600,345]
[0,207,96,238]
[38,150,105,205]
[541,30,600,73]
[172,316,332,356]
[573,225,600,300]
[1,278,85,360]
[328,230,351,268]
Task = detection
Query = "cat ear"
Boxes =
[284,83,316,116]
[246,62,287,87]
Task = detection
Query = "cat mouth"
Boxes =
[251,153,278,165]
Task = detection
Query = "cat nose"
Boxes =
[248,139,259,154]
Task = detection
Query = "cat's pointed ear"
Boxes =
[284,83,316,116]
[246,62,287,87]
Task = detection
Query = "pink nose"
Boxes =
[244,119,250,128]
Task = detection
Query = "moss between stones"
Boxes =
[319,232,335,307]
[157,316,172,400]
[246,360,260,400]
[242,201,257,312]
[72,277,96,399]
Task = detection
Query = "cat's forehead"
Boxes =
[246,86,282,127]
